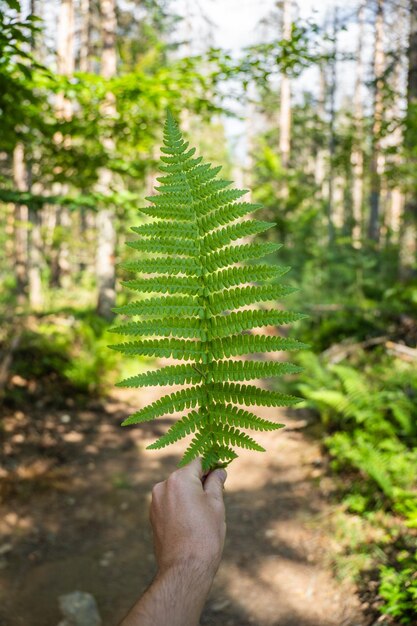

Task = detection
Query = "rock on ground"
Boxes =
[57,591,101,626]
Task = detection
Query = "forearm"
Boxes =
[120,559,215,626]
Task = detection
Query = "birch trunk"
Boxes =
[12,143,28,298]
[28,204,44,310]
[368,0,385,243]
[79,0,92,72]
[315,64,326,196]
[351,2,365,247]
[23,0,44,309]
[327,7,338,245]
[96,0,117,320]
[400,0,417,273]
[50,0,74,288]
[279,0,291,170]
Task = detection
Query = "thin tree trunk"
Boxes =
[383,53,405,246]
[400,0,417,274]
[50,0,74,288]
[79,0,91,72]
[327,6,338,245]
[315,63,327,196]
[78,0,95,275]
[96,0,117,320]
[351,2,365,247]
[368,0,385,243]
[12,143,28,298]
[21,0,44,309]
[56,0,74,119]
[279,0,291,170]
[28,205,44,310]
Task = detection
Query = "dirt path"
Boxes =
[0,390,367,626]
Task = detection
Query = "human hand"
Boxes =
[150,458,227,579]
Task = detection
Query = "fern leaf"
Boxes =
[110,338,204,361]
[122,386,204,425]
[147,410,202,449]
[209,360,302,383]
[205,264,290,291]
[112,112,306,469]
[210,383,301,408]
[211,309,307,338]
[210,335,308,359]
[208,284,297,315]
[126,237,199,257]
[198,201,263,231]
[201,219,274,253]
[109,317,203,339]
[131,221,199,240]
[211,403,285,431]
[114,295,202,317]
[205,242,281,272]
[120,277,202,296]
[120,257,201,276]
[178,431,211,467]
[211,423,265,451]
[116,364,203,387]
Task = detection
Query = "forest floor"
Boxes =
[0,386,377,626]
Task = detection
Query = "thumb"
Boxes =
[204,468,227,500]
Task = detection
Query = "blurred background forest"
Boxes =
[1,0,417,624]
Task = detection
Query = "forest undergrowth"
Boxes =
[284,244,417,625]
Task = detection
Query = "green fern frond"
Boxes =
[112,113,307,470]
[116,363,203,387]
[109,317,203,339]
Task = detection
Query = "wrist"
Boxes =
[157,555,217,589]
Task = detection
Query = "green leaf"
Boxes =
[113,113,305,470]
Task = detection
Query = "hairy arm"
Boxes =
[119,458,227,626]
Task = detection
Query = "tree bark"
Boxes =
[25,0,44,309]
[279,0,291,170]
[96,0,117,320]
[50,0,75,288]
[351,2,365,247]
[368,0,385,243]
[315,63,326,196]
[79,0,92,72]
[12,143,28,299]
[400,0,417,273]
[327,6,338,245]
[56,0,74,119]
[28,204,44,310]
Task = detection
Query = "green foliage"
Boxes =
[379,550,417,624]
[111,113,305,470]
[294,347,417,625]
[6,312,120,397]
[297,352,417,501]
[0,1,50,150]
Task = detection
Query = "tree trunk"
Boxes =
[12,143,28,299]
[50,0,75,288]
[400,0,417,274]
[315,63,326,197]
[56,0,74,119]
[96,0,117,320]
[28,205,44,310]
[279,0,291,170]
[79,0,92,72]
[368,0,385,243]
[327,6,338,245]
[351,2,365,247]
[25,0,44,309]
